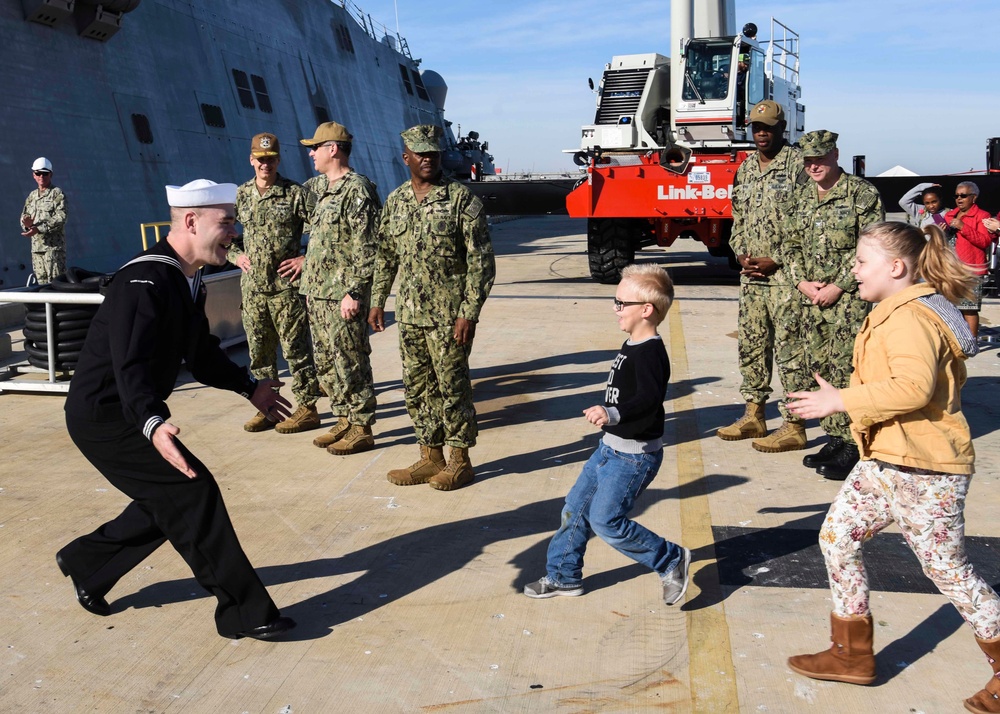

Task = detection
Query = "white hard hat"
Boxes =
[31,157,52,173]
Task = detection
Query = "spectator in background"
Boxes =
[944,181,992,338]
[21,157,67,285]
[898,183,949,230]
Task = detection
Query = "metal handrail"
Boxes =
[767,17,800,85]
[0,291,104,393]
[338,0,411,59]
[140,222,170,250]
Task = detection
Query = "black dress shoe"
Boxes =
[55,553,111,617]
[802,437,844,468]
[226,616,297,641]
[816,443,860,481]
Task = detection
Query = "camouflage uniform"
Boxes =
[21,186,67,283]
[304,174,328,198]
[303,174,328,233]
[301,171,381,425]
[781,171,884,440]
[229,174,321,407]
[730,143,804,421]
[371,176,495,448]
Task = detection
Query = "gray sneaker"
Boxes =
[523,576,584,599]
[661,547,691,605]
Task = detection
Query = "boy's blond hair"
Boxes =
[620,264,674,325]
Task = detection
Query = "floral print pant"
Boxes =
[820,459,1000,639]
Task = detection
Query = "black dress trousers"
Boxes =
[60,414,279,636]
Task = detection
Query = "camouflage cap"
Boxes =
[799,130,839,158]
[401,124,443,153]
[299,122,353,147]
[747,100,784,126]
[251,132,280,157]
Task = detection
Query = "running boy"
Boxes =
[524,264,691,605]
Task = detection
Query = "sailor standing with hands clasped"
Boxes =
[57,179,297,641]
[20,157,67,285]
[369,125,496,491]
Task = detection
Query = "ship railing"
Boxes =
[0,291,103,394]
[140,221,170,250]
[338,0,411,59]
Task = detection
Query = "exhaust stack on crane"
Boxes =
[565,0,804,283]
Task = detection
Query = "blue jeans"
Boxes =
[545,441,682,586]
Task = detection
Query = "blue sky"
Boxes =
[357,0,1000,177]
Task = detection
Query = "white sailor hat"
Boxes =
[165,179,238,207]
[31,157,52,173]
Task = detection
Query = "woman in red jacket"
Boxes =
[945,181,992,337]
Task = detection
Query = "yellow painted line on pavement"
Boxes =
[668,303,740,713]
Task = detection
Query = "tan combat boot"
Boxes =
[716,402,766,441]
[313,416,350,448]
[428,447,474,491]
[275,404,321,434]
[965,636,1000,714]
[387,445,446,486]
[787,613,876,685]
[751,420,806,453]
[327,424,374,455]
[244,411,275,433]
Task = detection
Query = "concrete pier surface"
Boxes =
[1,216,998,713]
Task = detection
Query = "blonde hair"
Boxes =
[859,221,977,304]
[620,264,674,325]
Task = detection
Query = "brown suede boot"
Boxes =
[275,404,321,434]
[312,417,350,448]
[428,447,474,491]
[716,402,766,441]
[752,420,807,453]
[964,636,1000,714]
[787,613,876,685]
[244,410,275,433]
[327,424,374,455]
[387,445,446,486]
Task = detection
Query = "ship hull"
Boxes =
[1,0,445,287]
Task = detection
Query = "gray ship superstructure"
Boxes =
[1,0,487,287]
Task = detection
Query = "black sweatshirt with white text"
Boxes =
[602,335,670,445]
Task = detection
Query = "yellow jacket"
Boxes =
[841,283,976,474]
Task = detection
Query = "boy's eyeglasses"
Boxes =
[613,298,652,312]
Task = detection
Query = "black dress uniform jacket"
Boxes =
[66,239,256,437]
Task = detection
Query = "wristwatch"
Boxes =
[347,289,362,300]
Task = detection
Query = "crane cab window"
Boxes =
[746,50,766,107]
[682,39,735,101]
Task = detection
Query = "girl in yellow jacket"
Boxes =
[783,221,1000,714]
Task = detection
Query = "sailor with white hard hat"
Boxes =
[21,156,67,284]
